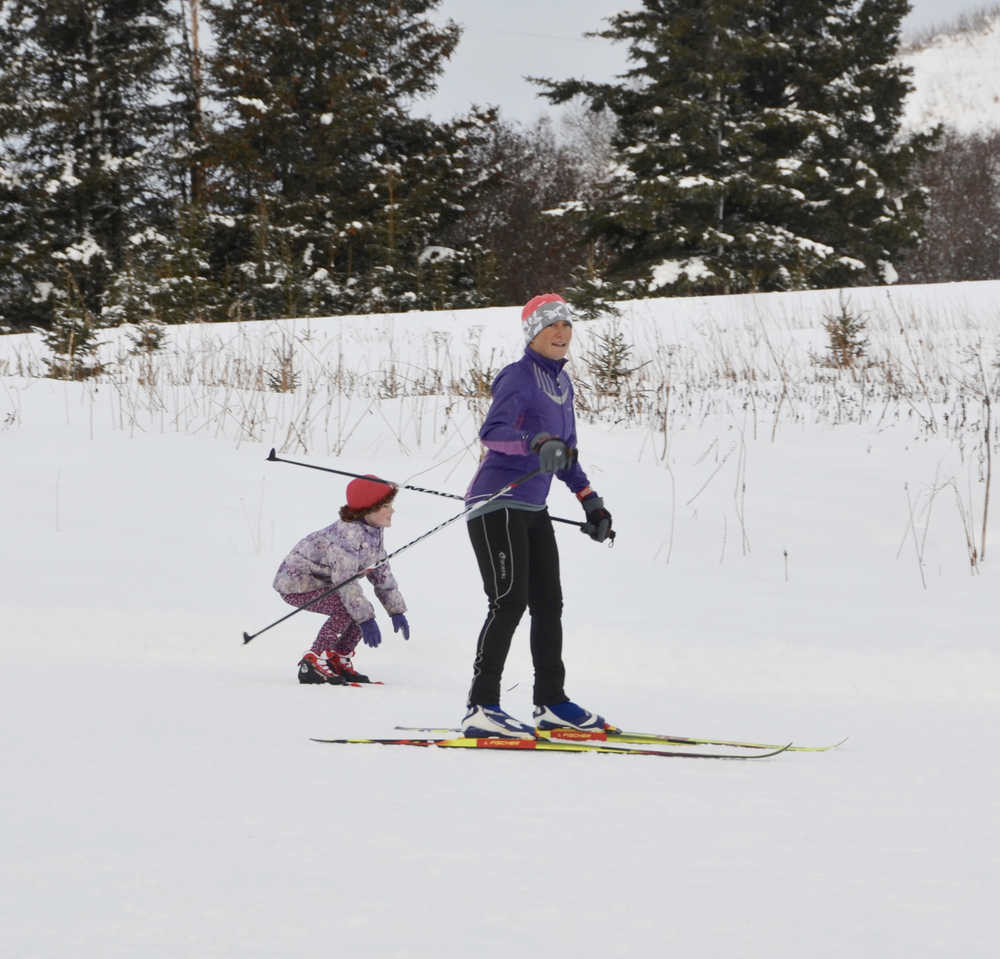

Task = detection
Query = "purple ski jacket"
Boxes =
[272,519,406,623]
[465,346,594,514]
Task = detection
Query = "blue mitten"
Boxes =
[391,613,410,640]
[360,619,382,648]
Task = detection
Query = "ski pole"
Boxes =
[267,448,461,503]
[242,467,543,644]
[265,447,589,530]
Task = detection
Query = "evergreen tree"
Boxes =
[535,0,936,299]
[202,0,495,317]
[133,0,229,326]
[0,1,181,332]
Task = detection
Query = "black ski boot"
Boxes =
[298,652,346,685]
[328,652,371,684]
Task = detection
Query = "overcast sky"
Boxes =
[420,0,999,125]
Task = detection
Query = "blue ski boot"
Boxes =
[462,704,536,740]
[533,701,608,732]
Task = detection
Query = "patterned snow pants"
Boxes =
[279,589,362,655]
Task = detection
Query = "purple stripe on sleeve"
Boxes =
[482,437,529,456]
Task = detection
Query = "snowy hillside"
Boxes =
[901,7,1000,134]
[3,282,1000,957]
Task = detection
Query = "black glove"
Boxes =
[581,494,613,543]
[531,433,571,474]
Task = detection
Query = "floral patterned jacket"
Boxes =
[273,518,406,623]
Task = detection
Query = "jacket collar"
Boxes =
[525,346,567,377]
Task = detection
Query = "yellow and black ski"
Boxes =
[393,725,846,753]
[310,735,791,759]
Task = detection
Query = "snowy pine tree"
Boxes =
[131,0,226,325]
[535,0,935,299]
[0,1,181,332]
[202,0,495,318]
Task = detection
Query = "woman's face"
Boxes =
[530,320,573,360]
[365,501,395,527]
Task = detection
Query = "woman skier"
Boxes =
[461,293,614,738]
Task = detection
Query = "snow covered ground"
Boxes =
[3,282,1000,957]
[901,8,1000,135]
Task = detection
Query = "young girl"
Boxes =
[273,474,410,684]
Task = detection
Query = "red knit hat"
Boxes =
[521,293,574,343]
[346,474,396,511]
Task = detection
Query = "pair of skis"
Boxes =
[310,725,846,760]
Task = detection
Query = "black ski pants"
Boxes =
[466,507,566,707]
